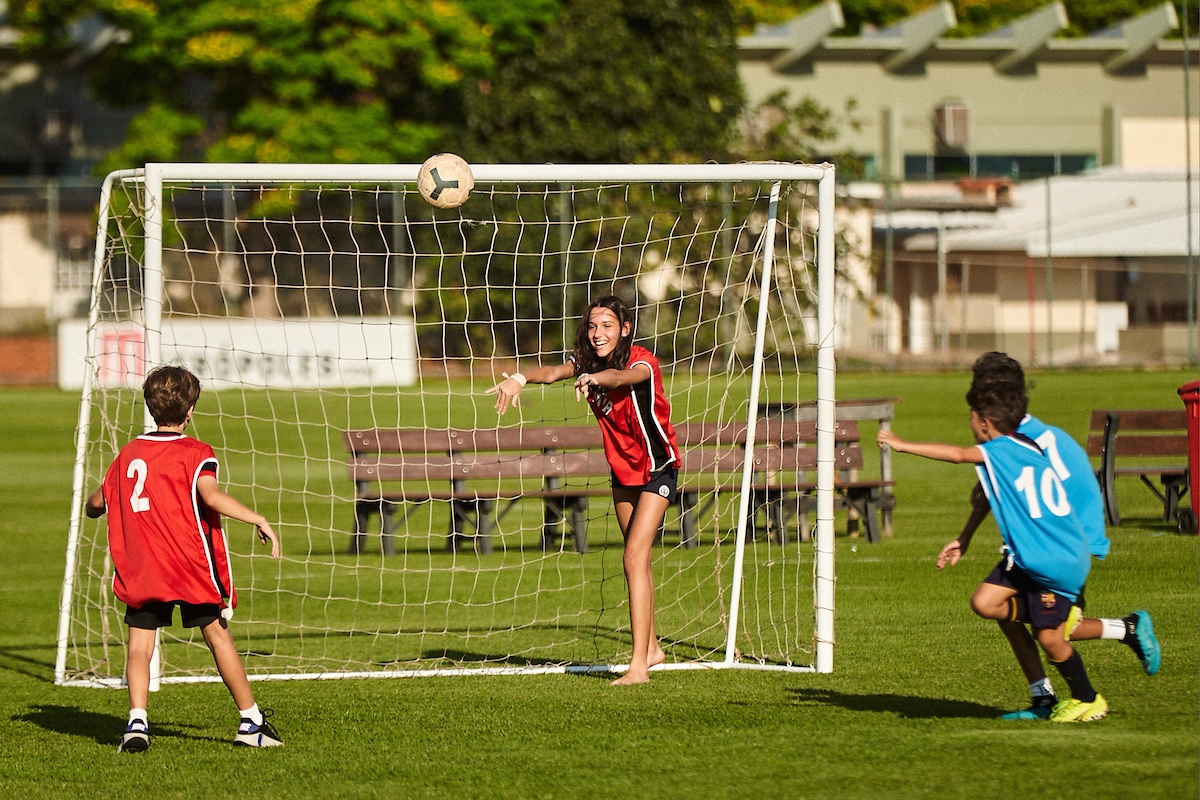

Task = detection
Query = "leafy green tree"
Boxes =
[462,0,744,163]
[10,0,494,170]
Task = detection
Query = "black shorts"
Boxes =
[984,560,1074,631]
[612,467,679,503]
[125,600,223,630]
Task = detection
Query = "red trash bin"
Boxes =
[1177,380,1200,534]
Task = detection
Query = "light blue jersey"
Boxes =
[1017,414,1110,559]
[976,433,1092,601]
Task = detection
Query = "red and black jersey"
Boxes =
[101,432,236,611]
[582,344,680,485]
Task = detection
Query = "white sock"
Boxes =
[1100,618,1127,640]
[1029,678,1055,700]
[239,704,263,725]
[129,708,148,725]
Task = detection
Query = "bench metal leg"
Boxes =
[542,496,565,551]
[1098,414,1121,526]
[351,498,398,556]
[1158,475,1187,523]
[448,498,494,554]
[861,496,881,544]
[380,500,398,556]
[448,498,467,553]
[841,488,882,544]
[766,488,787,545]
[476,499,495,555]
[677,491,698,549]
[350,499,371,555]
[568,498,588,554]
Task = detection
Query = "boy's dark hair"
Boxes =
[971,351,1025,390]
[573,294,634,374]
[966,379,1027,434]
[143,366,201,426]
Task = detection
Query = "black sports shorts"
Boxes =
[612,467,679,503]
[125,600,223,630]
[984,560,1074,631]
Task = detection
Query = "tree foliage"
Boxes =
[10,0,746,169]
[462,0,744,163]
[10,0,495,170]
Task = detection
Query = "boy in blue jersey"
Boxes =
[879,379,1109,722]
[944,354,1160,719]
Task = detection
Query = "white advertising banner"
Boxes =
[58,317,418,390]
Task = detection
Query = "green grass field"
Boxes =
[1,368,1197,799]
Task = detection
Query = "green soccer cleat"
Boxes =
[1001,702,1055,721]
[1049,694,1109,723]
[1125,610,1161,676]
[1065,605,1083,641]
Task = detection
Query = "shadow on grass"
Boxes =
[13,704,213,746]
[787,687,1001,719]
[0,644,56,683]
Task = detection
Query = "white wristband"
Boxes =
[509,373,527,387]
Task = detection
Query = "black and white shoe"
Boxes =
[117,719,150,753]
[233,709,283,748]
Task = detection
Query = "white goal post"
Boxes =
[56,161,837,687]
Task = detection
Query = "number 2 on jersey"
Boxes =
[127,458,151,512]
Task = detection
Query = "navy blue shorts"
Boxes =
[125,600,223,630]
[612,467,679,503]
[984,560,1074,631]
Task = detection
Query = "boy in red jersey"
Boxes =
[488,295,680,685]
[86,365,283,752]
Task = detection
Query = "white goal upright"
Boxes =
[56,162,837,686]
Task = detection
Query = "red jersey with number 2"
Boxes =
[583,344,680,485]
[101,432,236,611]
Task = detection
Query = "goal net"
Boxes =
[56,162,837,686]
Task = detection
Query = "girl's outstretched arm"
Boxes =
[486,362,576,414]
[573,363,652,400]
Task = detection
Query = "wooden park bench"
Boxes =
[1087,408,1189,526]
[343,416,896,555]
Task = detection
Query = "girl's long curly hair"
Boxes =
[572,294,634,375]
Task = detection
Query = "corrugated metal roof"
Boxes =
[896,168,1199,257]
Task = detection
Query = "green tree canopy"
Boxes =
[11,0,746,168]
[462,0,744,163]
[11,0,495,169]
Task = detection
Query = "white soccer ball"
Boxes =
[418,153,474,209]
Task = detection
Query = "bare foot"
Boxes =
[610,668,650,686]
[647,645,665,668]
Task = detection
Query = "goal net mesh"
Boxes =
[58,167,829,684]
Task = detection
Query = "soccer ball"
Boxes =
[417,153,474,209]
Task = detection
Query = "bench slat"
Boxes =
[1088,409,1187,432]
[350,444,863,484]
[1110,434,1190,458]
[1087,433,1190,459]
[345,420,862,455]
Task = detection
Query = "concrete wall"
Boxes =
[739,59,1198,170]
[0,213,53,331]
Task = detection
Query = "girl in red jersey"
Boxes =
[488,295,680,685]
